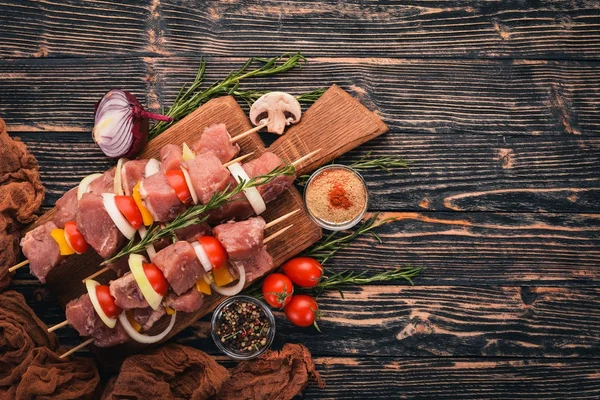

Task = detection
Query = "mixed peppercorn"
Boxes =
[216,300,271,354]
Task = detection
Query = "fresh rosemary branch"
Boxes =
[233,88,326,108]
[303,213,396,264]
[102,164,295,264]
[308,267,422,298]
[296,151,411,186]
[149,52,308,139]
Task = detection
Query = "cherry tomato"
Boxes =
[284,295,320,329]
[64,221,89,254]
[165,169,192,204]
[199,236,228,270]
[95,285,122,319]
[143,263,169,296]
[262,273,294,308]
[281,257,323,288]
[114,195,143,230]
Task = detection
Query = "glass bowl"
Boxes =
[304,164,369,231]
[210,295,276,360]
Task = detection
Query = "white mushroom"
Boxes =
[249,92,302,135]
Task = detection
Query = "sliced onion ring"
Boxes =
[138,226,157,261]
[145,158,160,177]
[210,264,246,296]
[191,241,213,273]
[227,163,266,215]
[181,166,198,205]
[77,173,103,200]
[118,309,176,344]
[102,193,136,240]
[128,253,162,310]
[182,142,195,161]
[85,279,117,328]
[114,158,125,195]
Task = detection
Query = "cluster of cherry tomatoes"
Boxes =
[262,257,323,329]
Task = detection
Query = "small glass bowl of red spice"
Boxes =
[304,164,369,231]
[211,295,276,360]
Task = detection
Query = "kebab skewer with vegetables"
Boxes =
[51,214,294,356]
[13,128,318,283]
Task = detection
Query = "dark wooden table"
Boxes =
[3,1,600,398]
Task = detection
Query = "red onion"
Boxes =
[93,89,172,158]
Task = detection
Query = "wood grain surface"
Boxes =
[2,0,599,398]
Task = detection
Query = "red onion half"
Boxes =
[93,90,172,158]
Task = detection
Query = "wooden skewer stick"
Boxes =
[222,152,254,168]
[59,338,94,359]
[264,224,293,244]
[8,259,29,272]
[230,122,269,143]
[264,209,300,230]
[82,266,110,283]
[47,320,69,333]
[291,148,321,168]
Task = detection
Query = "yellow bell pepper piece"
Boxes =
[213,266,235,287]
[195,278,212,295]
[50,228,75,256]
[182,142,196,161]
[133,181,154,226]
[126,311,142,332]
[165,306,176,315]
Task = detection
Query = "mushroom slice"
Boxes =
[249,92,302,135]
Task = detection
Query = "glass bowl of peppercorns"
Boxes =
[211,295,276,360]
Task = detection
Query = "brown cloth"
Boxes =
[0,117,44,290]
[0,290,58,395]
[101,344,229,400]
[217,343,325,400]
[14,347,99,400]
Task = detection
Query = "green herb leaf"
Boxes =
[149,52,309,139]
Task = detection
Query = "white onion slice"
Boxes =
[77,173,103,200]
[181,167,198,205]
[210,264,246,296]
[118,309,176,344]
[85,279,117,328]
[182,142,195,161]
[102,193,136,240]
[114,158,125,195]
[191,241,213,273]
[128,253,162,310]
[145,158,160,177]
[138,226,157,261]
[63,229,82,255]
[227,163,266,215]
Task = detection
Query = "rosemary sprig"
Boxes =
[149,52,308,139]
[303,213,396,264]
[233,88,326,108]
[102,164,295,264]
[307,266,422,298]
[296,151,411,186]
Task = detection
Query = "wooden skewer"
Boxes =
[264,209,299,230]
[8,259,29,272]
[82,266,110,283]
[264,224,293,244]
[222,152,254,168]
[59,338,94,359]
[291,148,321,168]
[230,122,269,143]
[48,320,69,332]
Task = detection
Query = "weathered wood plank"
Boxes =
[17,283,600,358]
[14,133,600,213]
[173,285,600,358]
[2,1,600,59]
[304,357,600,399]
[1,57,599,136]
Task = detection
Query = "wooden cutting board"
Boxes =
[35,85,387,366]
